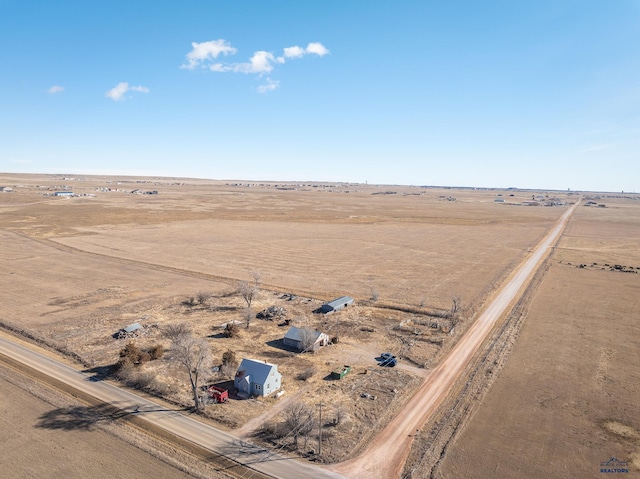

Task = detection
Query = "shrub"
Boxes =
[297,367,316,381]
[196,291,213,305]
[224,323,240,338]
[149,344,164,360]
[222,350,237,366]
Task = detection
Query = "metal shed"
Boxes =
[319,296,354,314]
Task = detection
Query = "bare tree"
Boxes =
[284,402,315,449]
[238,280,258,328]
[170,333,212,410]
[298,328,318,353]
[165,323,192,343]
[450,295,462,323]
[251,270,262,288]
[370,285,379,303]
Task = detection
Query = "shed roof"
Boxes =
[236,358,278,385]
[123,322,142,333]
[284,326,323,342]
[325,296,354,309]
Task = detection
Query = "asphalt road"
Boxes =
[331,202,579,478]
[0,336,344,479]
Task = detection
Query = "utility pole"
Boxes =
[318,401,323,456]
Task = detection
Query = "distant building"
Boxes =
[54,191,74,196]
[234,359,282,398]
[494,198,505,203]
[283,326,329,352]
[319,296,354,314]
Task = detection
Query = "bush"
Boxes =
[224,323,240,338]
[297,367,316,381]
[119,342,146,364]
[222,350,237,366]
[149,344,164,360]
[197,291,213,305]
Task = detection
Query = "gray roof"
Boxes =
[123,322,142,333]
[325,296,354,309]
[236,358,278,385]
[284,326,323,342]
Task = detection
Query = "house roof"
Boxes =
[284,326,323,342]
[237,358,278,385]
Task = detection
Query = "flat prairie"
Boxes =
[0,173,579,465]
[0,370,195,479]
[439,198,640,478]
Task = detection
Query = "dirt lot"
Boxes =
[438,197,640,478]
[0,173,573,464]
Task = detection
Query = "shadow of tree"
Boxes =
[35,404,129,431]
[36,403,187,431]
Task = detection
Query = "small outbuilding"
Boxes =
[319,296,354,314]
[234,358,282,398]
[283,326,330,352]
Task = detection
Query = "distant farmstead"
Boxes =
[234,358,282,398]
[319,296,354,314]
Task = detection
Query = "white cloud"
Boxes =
[305,42,330,56]
[182,39,237,69]
[283,46,305,59]
[182,39,329,91]
[48,85,64,94]
[257,78,280,93]
[105,82,150,101]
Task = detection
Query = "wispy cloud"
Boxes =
[182,39,329,88]
[48,85,64,94]
[105,82,149,101]
[181,39,237,69]
[257,78,280,94]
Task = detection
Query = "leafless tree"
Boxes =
[170,333,212,410]
[165,323,192,343]
[251,270,262,288]
[284,402,315,448]
[450,295,462,323]
[298,327,318,353]
[370,286,379,303]
[238,280,258,328]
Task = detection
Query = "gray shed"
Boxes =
[234,359,282,398]
[283,326,329,352]
[319,296,354,314]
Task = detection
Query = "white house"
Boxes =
[234,358,282,398]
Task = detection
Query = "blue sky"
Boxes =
[1,1,639,192]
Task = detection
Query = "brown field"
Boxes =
[1,172,587,467]
[439,198,640,478]
[0,367,196,479]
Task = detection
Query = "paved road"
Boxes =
[0,336,344,479]
[331,202,579,479]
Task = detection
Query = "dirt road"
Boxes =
[331,202,579,479]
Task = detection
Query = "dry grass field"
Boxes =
[0,369,196,479]
[0,172,576,465]
[439,197,640,478]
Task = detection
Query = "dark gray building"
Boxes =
[319,296,354,314]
